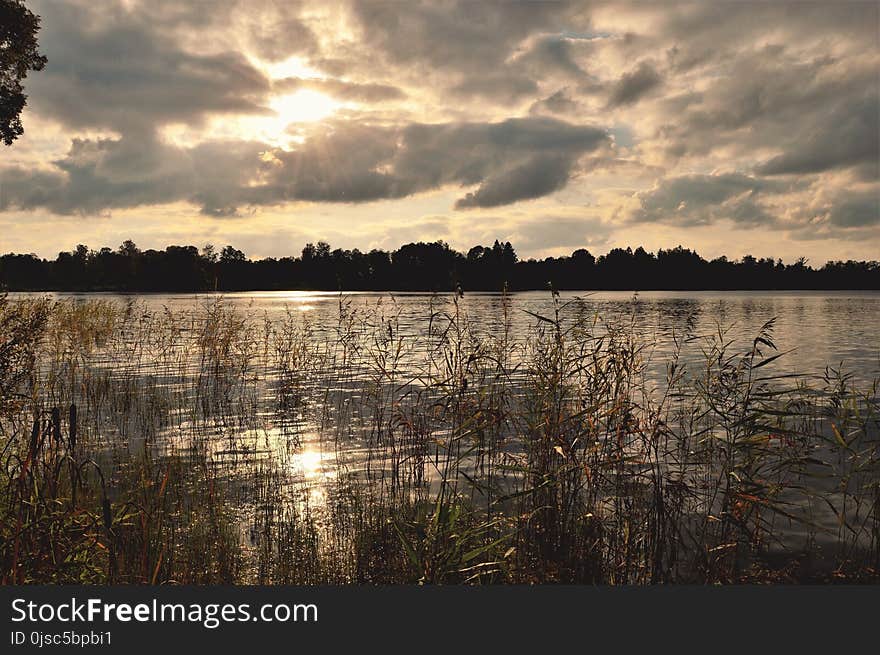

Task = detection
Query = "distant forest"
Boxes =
[1,240,878,291]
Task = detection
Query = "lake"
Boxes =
[5,289,879,582]
[30,289,880,382]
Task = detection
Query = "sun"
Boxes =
[270,89,341,125]
[212,89,344,148]
[161,88,344,148]
[256,56,345,137]
[160,56,347,148]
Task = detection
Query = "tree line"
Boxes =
[1,239,878,291]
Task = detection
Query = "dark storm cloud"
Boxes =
[827,190,880,228]
[643,1,879,75]
[787,186,880,242]
[0,168,67,209]
[349,0,575,73]
[451,75,539,103]
[2,0,877,258]
[454,155,574,208]
[27,1,272,131]
[0,131,267,216]
[628,173,790,227]
[515,35,587,77]
[607,62,662,107]
[1,118,610,214]
[342,2,597,105]
[262,123,402,203]
[263,117,610,208]
[391,118,609,201]
[650,38,878,167]
[529,89,582,116]
[81,0,320,63]
[756,94,880,177]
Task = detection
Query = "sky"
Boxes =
[0,0,878,263]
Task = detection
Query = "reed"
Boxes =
[0,292,877,584]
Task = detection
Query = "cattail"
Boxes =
[51,407,62,445]
[28,416,40,462]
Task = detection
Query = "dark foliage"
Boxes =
[0,0,46,145]
[1,240,878,291]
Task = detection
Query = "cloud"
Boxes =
[266,117,610,209]
[529,89,582,116]
[650,44,878,169]
[1,0,878,264]
[828,191,880,228]
[452,75,539,103]
[340,1,598,111]
[513,215,612,252]
[455,155,574,208]
[0,131,267,215]
[25,3,274,133]
[607,62,662,107]
[2,118,610,214]
[273,77,405,103]
[245,5,318,62]
[756,94,879,177]
[348,0,575,74]
[515,35,587,77]
[627,173,791,227]
[22,3,272,137]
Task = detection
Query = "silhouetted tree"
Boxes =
[1,0,46,145]
[392,241,462,291]
[1,240,878,292]
[201,244,217,263]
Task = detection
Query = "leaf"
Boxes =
[752,353,785,369]
[392,521,420,569]
[461,534,510,564]
[830,423,848,450]
[521,309,557,325]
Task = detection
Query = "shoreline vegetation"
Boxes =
[2,240,879,292]
[0,291,877,585]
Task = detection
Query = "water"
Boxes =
[33,289,880,383]
[11,289,880,576]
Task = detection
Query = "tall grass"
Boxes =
[0,292,877,584]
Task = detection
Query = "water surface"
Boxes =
[16,289,879,568]
[36,289,880,383]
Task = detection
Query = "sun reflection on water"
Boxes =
[295,448,330,479]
